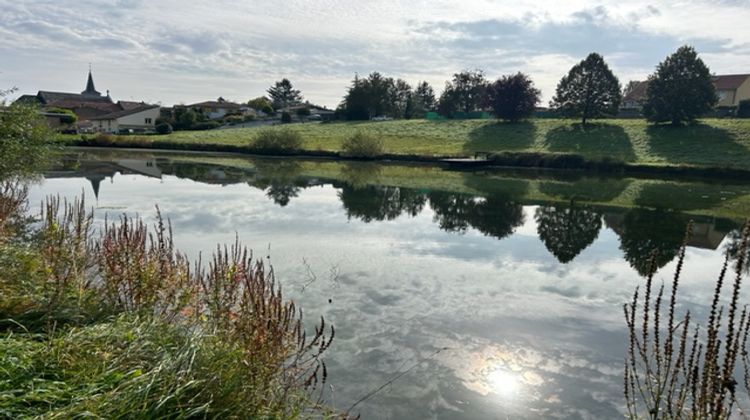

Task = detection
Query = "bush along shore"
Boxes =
[0,182,335,418]
[63,118,750,179]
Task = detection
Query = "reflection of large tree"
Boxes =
[535,204,602,263]
[338,186,426,222]
[428,192,525,240]
[251,161,305,207]
[724,227,750,273]
[617,208,686,276]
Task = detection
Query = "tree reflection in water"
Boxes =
[428,192,525,240]
[338,185,426,222]
[614,208,686,276]
[535,203,602,263]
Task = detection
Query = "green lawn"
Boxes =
[68,118,750,170]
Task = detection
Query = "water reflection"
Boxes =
[38,150,749,417]
[48,151,742,274]
[535,203,602,263]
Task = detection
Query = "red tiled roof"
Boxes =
[713,74,750,90]
[118,101,147,111]
[44,100,121,113]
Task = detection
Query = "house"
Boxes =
[184,97,243,120]
[279,104,335,121]
[89,105,161,133]
[714,74,750,107]
[619,74,750,113]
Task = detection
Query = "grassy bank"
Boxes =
[63,119,750,172]
[0,182,335,418]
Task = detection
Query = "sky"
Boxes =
[1,0,749,108]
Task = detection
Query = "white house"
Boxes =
[90,105,161,133]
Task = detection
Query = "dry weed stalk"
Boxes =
[0,181,28,242]
[625,220,750,418]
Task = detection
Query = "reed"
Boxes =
[624,220,750,418]
[0,183,337,417]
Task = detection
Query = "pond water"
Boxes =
[31,149,750,419]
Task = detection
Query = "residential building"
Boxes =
[619,74,750,113]
[89,105,161,133]
[184,97,243,119]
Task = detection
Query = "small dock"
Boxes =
[440,152,492,169]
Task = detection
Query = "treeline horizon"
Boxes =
[252,45,738,125]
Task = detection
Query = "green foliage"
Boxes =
[341,132,385,158]
[644,45,717,125]
[251,128,302,152]
[267,79,303,110]
[191,121,220,131]
[737,99,750,118]
[45,107,78,125]
[486,72,540,122]
[438,69,488,117]
[0,189,334,417]
[296,107,311,117]
[412,81,436,117]
[340,72,412,120]
[0,102,55,177]
[155,122,173,134]
[550,53,622,125]
[247,96,274,114]
[280,111,292,123]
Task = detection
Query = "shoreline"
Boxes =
[66,140,750,181]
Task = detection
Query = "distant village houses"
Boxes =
[15,69,159,133]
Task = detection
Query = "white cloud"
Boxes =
[1,0,748,107]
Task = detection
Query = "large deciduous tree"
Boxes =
[267,79,303,110]
[486,72,540,122]
[550,53,622,125]
[437,69,488,117]
[643,45,717,125]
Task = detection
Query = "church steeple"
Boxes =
[82,66,101,97]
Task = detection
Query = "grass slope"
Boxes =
[142,119,750,169]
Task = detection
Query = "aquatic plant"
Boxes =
[624,221,750,418]
[0,184,336,417]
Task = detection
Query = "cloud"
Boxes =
[1,0,748,107]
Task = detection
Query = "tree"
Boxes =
[267,79,303,110]
[411,81,436,117]
[617,208,686,277]
[339,72,399,120]
[280,112,292,123]
[486,72,540,122]
[643,45,717,125]
[550,53,622,125]
[389,79,412,119]
[437,70,488,116]
[0,100,53,176]
[247,96,274,114]
[296,107,311,119]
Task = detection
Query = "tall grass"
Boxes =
[0,182,337,417]
[624,221,750,418]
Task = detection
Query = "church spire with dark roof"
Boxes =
[82,66,101,97]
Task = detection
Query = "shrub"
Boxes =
[251,128,303,153]
[341,132,385,158]
[94,132,116,145]
[155,122,173,134]
[738,99,750,118]
[190,121,221,131]
[281,112,292,123]
[45,107,78,125]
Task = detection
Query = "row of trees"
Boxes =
[331,45,717,125]
[253,45,717,125]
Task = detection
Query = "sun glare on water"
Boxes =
[487,369,521,397]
